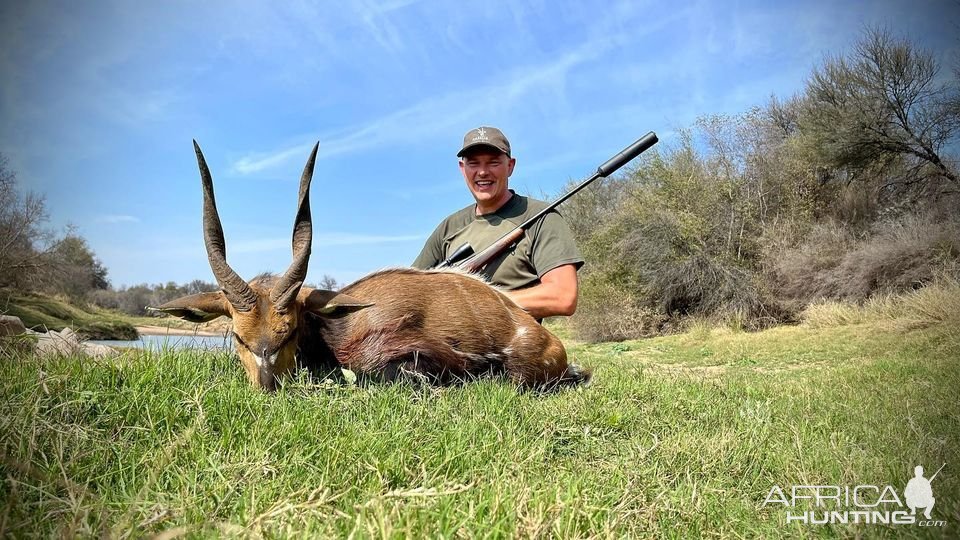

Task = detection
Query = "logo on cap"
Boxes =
[458,125,510,157]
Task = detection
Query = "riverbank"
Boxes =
[135,324,224,337]
[3,291,138,340]
[2,290,230,340]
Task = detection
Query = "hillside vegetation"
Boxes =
[565,28,960,342]
[1,281,956,538]
[2,292,138,340]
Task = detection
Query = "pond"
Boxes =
[89,334,234,350]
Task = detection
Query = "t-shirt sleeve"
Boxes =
[411,221,447,269]
[529,211,584,278]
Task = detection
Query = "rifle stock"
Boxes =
[458,228,526,273]
[440,131,659,273]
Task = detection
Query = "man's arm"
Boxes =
[504,264,578,319]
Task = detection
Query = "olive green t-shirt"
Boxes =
[412,191,584,290]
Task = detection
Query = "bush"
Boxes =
[764,213,960,313]
[572,276,666,342]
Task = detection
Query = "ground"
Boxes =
[0,286,957,538]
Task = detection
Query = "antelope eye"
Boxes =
[232,332,251,349]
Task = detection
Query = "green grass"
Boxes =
[2,291,139,340]
[1,296,958,537]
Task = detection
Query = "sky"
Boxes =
[1,0,958,289]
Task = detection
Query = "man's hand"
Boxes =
[504,264,578,319]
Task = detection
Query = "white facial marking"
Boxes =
[253,351,279,368]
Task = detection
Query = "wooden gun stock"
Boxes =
[457,227,526,273]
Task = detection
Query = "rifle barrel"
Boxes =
[930,463,946,482]
[514,131,659,233]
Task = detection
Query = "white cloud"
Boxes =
[228,34,608,175]
[231,142,318,175]
[96,214,140,224]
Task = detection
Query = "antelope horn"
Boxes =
[270,142,318,310]
[194,140,257,311]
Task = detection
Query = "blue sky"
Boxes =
[1,0,957,288]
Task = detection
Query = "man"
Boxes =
[412,126,583,320]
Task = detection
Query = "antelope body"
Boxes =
[156,142,591,391]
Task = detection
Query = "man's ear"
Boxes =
[302,289,373,318]
[149,292,231,322]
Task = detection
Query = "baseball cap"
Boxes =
[457,126,511,157]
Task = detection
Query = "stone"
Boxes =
[82,342,117,359]
[0,315,27,337]
[0,315,36,356]
[35,328,83,357]
[1,322,119,359]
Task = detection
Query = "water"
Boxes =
[90,333,234,350]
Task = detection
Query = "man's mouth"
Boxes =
[475,180,494,188]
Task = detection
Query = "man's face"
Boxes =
[459,148,516,210]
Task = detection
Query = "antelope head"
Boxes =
[154,142,371,390]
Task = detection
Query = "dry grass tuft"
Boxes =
[801,276,960,328]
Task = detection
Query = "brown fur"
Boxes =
[297,268,590,388]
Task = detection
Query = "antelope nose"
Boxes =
[258,366,277,391]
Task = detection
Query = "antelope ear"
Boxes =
[302,289,373,318]
[149,292,231,322]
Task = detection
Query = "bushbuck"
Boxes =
[154,142,591,391]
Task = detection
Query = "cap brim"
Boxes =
[457,142,509,157]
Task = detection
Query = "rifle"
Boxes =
[435,131,659,272]
[929,463,946,482]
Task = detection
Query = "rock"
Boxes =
[36,329,83,357]
[0,315,27,337]
[1,323,119,359]
[59,327,79,343]
[0,315,36,356]
[82,342,117,359]
[32,327,118,359]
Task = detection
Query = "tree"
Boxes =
[184,279,218,295]
[317,274,340,291]
[45,233,110,299]
[0,155,54,290]
[801,27,960,197]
